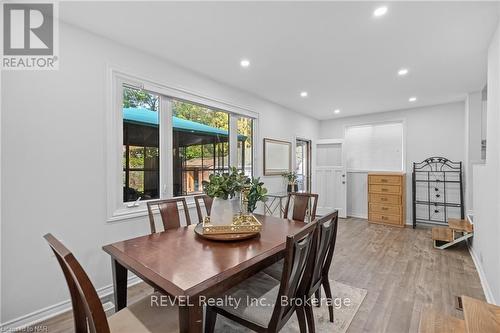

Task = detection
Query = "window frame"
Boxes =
[107,68,258,222]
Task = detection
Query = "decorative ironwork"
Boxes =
[412,156,464,228]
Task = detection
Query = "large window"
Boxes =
[237,117,253,177]
[119,80,256,204]
[122,87,160,202]
[172,100,230,197]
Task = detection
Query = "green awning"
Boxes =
[123,107,246,140]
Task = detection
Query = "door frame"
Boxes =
[315,139,347,218]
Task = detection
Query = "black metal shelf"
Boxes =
[414,179,461,184]
[412,157,464,229]
[415,201,462,207]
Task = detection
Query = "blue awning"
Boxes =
[123,107,247,140]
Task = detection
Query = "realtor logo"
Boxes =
[2,2,59,70]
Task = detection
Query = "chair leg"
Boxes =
[305,304,316,333]
[322,279,334,323]
[314,288,321,307]
[296,307,307,333]
[204,306,217,333]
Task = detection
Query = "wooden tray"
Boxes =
[194,223,260,242]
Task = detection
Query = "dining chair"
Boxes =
[263,211,339,332]
[43,234,178,333]
[204,221,318,333]
[303,210,339,332]
[284,192,319,222]
[146,197,191,233]
[194,194,213,224]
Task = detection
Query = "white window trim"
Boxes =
[106,67,259,222]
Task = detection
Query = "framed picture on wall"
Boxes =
[263,138,291,175]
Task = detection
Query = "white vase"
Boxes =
[210,196,240,225]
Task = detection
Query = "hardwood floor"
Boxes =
[28,218,484,333]
[334,218,484,333]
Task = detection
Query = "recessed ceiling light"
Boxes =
[333,109,341,114]
[240,59,250,68]
[373,6,388,17]
[300,91,308,98]
[409,97,417,102]
[398,68,409,76]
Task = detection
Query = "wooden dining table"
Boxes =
[102,214,307,333]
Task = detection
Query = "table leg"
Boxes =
[111,258,128,311]
[279,197,284,218]
[264,197,276,216]
[178,297,203,333]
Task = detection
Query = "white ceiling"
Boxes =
[60,1,499,119]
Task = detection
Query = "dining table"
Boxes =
[102,214,307,333]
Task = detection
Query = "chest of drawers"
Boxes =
[368,172,406,227]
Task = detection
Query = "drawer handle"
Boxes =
[381,198,388,201]
[381,188,388,192]
[382,216,388,220]
[381,179,388,183]
[382,207,388,211]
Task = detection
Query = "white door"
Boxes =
[315,141,347,218]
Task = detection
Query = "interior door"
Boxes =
[316,142,347,218]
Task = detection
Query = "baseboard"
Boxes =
[467,243,497,305]
[0,274,142,331]
[347,213,367,219]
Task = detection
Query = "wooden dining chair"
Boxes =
[302,210,339,332]
[193,194,213,224]
[43,234,178,333]
[204,220,318,333]
[262,211,339,333]
[284,192,319,222]
[146,198,191,233]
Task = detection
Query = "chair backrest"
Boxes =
[44,234,110,333]
[309,210,339,294]
[147,198,191,233]
[269,220,318,331]
[193,195,213,224]
[283,192,319,222]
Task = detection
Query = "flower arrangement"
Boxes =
[202,167,247,200]
[282,171,298,185]
[202,167,268,219]
[282,171,299,193]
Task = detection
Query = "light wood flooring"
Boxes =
[28,218,485,333]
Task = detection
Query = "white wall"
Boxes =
[319,102,466,221]
[465,91,483,214]
[0,22,319,325]
[471,20,500,305]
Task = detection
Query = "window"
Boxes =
[114,74,257,209]
[237,117,253,177]
[172,100,230,196]
[344,122,404,171]
[122,87,160,202]
[295,139,311,191]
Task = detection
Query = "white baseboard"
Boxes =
[0,275,142,331]
[347,213,367,219]
[467,243,497,305]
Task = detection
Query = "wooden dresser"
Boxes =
[368,172,406,227]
